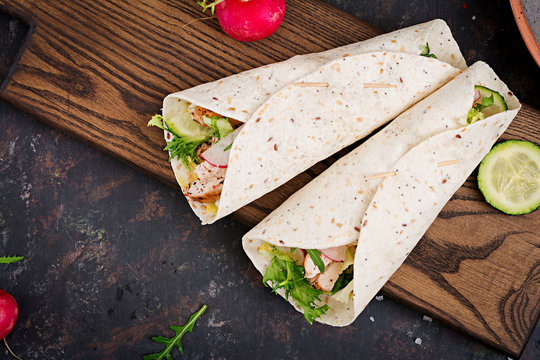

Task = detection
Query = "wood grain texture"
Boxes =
[0,0,538,357]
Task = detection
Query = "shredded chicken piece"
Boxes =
[189,106,221,127]
[186,162,226,203]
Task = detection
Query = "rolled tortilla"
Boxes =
[242,62,521,326]
[162,20,466,224]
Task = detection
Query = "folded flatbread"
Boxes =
[160,20,466,224]
[242,62,521,326]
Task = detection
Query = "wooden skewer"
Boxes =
[365,171,397,180]
[365,160,461,180]
[292,82,329,87]
[363,83,397,88]
[437,159,460,167]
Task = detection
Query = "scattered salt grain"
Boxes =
[369,316,375,322]
[422,315,432,323]
[414,338,422,345]
[375,295,384,301]
[472,15,476,20]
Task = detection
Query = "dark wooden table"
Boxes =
[1,1,539,359]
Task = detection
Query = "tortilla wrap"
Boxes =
[242,62,521,326]
[162,20,466,224]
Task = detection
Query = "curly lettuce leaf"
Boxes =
[148,115,206,168]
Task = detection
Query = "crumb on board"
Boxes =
[422,315,432,323]
[375,295,384,301]
[414,338,422,345]
[369,316,375,322]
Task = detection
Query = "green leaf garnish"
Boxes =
[306,249,325,274]
[261,245,329,324]
[420,43,437,59]
[223,143,233,151]
[0,256,24,264]
[148,115,206,168]
[290,247,297,253]
[331,265,353,294]
[143,305,207,360]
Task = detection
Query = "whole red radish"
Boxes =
[0,289,18,340]
[215,0,286,42]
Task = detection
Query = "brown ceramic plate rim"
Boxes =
[510,0,540,67]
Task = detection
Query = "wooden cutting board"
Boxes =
[0,0,538,357]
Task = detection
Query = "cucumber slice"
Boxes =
[164,102,211,143]
[203,116,234,139]
[475,85,507,117]
[478,140,540,215]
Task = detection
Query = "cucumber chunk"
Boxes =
[164,102,211,143]
[203,115,234,139]
[478,140,540,215]
[475,85,507,117]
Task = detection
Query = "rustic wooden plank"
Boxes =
[0,0,538,357]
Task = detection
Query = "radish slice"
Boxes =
[320,246,347,262]
[201,127,242,168]
[473,89,482,103]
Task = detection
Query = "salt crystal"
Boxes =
[422,315,432,323]
[414,338,422,345]
[369,316,375,322]
[375,295,384,301]
[472,15,476,20]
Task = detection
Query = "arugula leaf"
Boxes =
[306,249,325,274]
[223,142,233,151]
[331,265,353,294]
[0,256,24,264]
[420,43,437,59]
[290,247,297,253]
[143,305,207,360]
[261,245,329,324]
[148,115,206,168]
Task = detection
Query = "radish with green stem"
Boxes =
[0,289,22,359]
[198,0,286,42]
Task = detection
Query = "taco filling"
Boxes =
[258,242,355,324]
[148,102,243,210]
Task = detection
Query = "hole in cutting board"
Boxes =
[0,10,30,85]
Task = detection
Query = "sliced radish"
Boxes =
[320,246,347,262]
[201,127,242,168]
[473,89,482,103]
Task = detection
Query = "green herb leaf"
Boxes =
[143,305,207,360]
[306,249,325,274]
[261,245,329,324]
[0,256,24,264]
[223,143,233,151]
[420,43,437,59]
[332,265,353,294]
[290,247,297,253]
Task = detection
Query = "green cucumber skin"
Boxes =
[474,85,508,111]
[478,140,540,215]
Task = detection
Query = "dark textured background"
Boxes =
[1,1,539,359]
